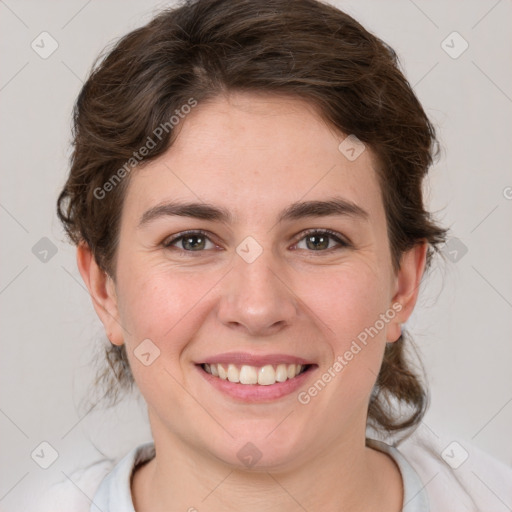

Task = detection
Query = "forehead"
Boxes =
[123,92,384,225]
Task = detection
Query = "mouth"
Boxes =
[195,354,317,402]
[200,362,313,386]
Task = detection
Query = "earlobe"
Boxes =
[76,242,124,346]
[386,311,403,343]
[386,241,428,343]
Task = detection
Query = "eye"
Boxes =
[293,229,349,252]
[162,228,350,254]
[163,230,217,252]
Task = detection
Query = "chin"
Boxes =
[202,429,309,472]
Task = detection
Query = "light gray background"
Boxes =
[1,0,511,509]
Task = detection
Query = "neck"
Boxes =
[132,419,403,512]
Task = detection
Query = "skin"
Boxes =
[78,92,427,512]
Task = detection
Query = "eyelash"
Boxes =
[162,228,350,255]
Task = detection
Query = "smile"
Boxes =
[202,363,310,385]
[196,352,317,402]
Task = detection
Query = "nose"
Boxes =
[216,248,298,337]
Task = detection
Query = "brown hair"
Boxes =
[57,0,448,435]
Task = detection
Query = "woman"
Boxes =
[43,0,511,510]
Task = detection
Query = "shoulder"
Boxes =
[396,426,512,512]
[27,458,115,512]
[29,442,155,512]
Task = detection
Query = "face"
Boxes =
[82,92,425,471]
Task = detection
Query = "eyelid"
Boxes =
[162,229,218,248]
[162,228,350,252]
[291,228,351,250]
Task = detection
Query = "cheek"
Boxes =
[114,268,204,401]
[116,265,219,357]
[297,262,390,391]
[300,262,391,342]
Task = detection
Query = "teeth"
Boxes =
[258,365,276,386]
[203,363,306,385]
[218,364,227,380]
[240,365,258,384]
[275,364,288,382]
[227,364,240,383]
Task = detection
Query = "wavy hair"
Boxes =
[57,0,448,436]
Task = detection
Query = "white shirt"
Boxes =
[32,428,512,511]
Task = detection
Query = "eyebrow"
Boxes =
[138,196,369,228]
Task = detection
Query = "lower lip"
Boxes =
[196,365,316,403]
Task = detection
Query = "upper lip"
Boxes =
[198,352,314,366]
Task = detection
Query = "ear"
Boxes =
[76,242,124,346]
[386,241,428,343]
